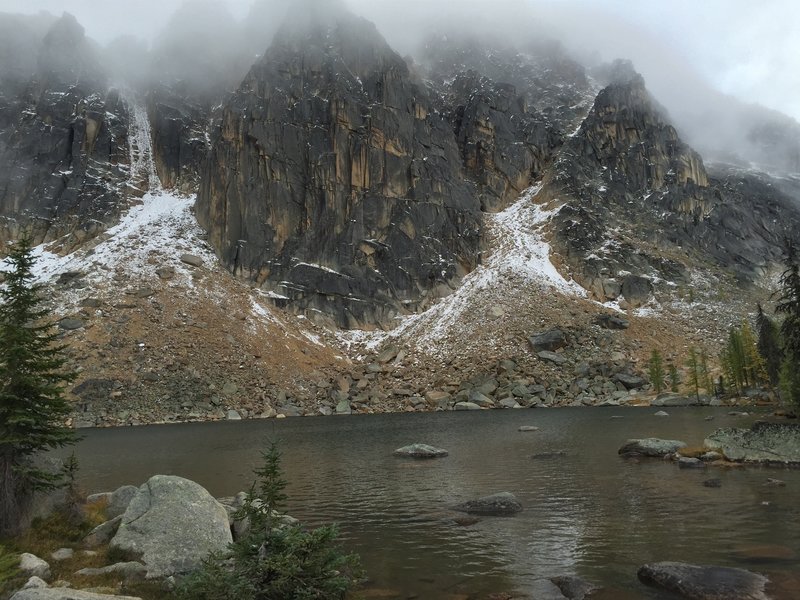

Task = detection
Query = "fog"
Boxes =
[1,0,798,166]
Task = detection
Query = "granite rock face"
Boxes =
[0,13,134,253]
[545,61,800,304]
[197,6,482,327]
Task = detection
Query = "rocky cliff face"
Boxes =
[0,13,133,253]
[544,62,800,306]
[197,9,482,327]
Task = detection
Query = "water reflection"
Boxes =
[64,408,800,597]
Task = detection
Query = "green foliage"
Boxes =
[685,347,702,401]
[699,350,714,395]
[756,304,783,387]
[0,546,21,593]
[668,364,679,393]
[648,350,665,394]
[720,320,768,396]
[779,357,800,406]
[176,442,363,600]
[0,237,79,536]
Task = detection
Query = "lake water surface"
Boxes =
[66,407,800,598]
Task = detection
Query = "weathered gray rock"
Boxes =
[74,562,147,582]
[21,576,48,590]
[107,486,138,519]
[654,410,670,417]
[11,590,142,600]
[618,438,687,457]
[179,254,203,268]
[652,393,694,407]
[58,319,85,331]
[454,401,481,411]
[110,475,233,579]
[83,515,122,548]
[638,562,769,600]
[454,492,522,516]
[50,549,73,562]
[595,314,629,330]
[519,425,539,432]
[550,575,599,600]
[529,330,567,352]
[613,373,646,390]
[393,444,449,459]
[226,409,242,421]
[468,390,495,408]
[19,554,50,581]
[704,421,800,465]
[538,351,567,365]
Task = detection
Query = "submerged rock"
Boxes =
[618,438,687,457]
[704,421,800,465]
[638,562,769,600]
[393,444,449,458]
[110,475,232,579]
[454,492,522,516]
[550,575,599,600]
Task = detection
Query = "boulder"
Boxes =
[704,421,800,465]
[50,549,73,562]
[654,411,669,417]
[621,275,653,308]
[529,329,567,352]
[74,562,147,582]
[550,575,599,600]
[454,492,522,516]
[107,486,138,519]
[393,444,449,459]
[677,457,706,469]
[179,254,203,268]
[595,314,629,330]
[468,390,495,407]
[618,438,687,457]
[538,351,567,365]
[83,515,122,548]
[19,554,50,581]
[638,562,769,600]
[110,475,233,579]
[613,373,647,390]
[652,393,694,407]
[454,402,481,411]
[11,590,142,600]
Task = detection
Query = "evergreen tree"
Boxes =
[686,347,702,402]
[0,237,78,536]
[740,320,768,387]
[776,240,800,404]
[668,364,679,393]
[699,350,714,395]
[648,349,665,394]
[756,304,783,387]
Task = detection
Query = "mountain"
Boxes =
[197,6,483,328]
[1,6,799,424]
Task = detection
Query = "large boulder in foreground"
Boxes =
[393,444,449,458]
[110,475,232,579]
[638,562,769,600]
[618,438,687,457]
[454,492,522,516]
[704,421,800,465]
[11,589,141,600]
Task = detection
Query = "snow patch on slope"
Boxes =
[11,191,216,308]
[339,185,586,353]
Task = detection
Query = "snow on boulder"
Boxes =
[110,475,232,579]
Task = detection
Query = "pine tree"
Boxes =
[648,349,665,394]
[686,347,702,402]
[0,237,79,536]
[699,350,714,395]
[668,364,679,393]
[756,304,783,387]
[776,240,800,404]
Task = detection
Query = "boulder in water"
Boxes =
[704,421,800,465]
[393,444,448,458]
[638,562,769,600]
[618,438,687,457]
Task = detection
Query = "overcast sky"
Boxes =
[1,0,798,121]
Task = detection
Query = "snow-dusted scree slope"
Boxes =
[340,185,586,355]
